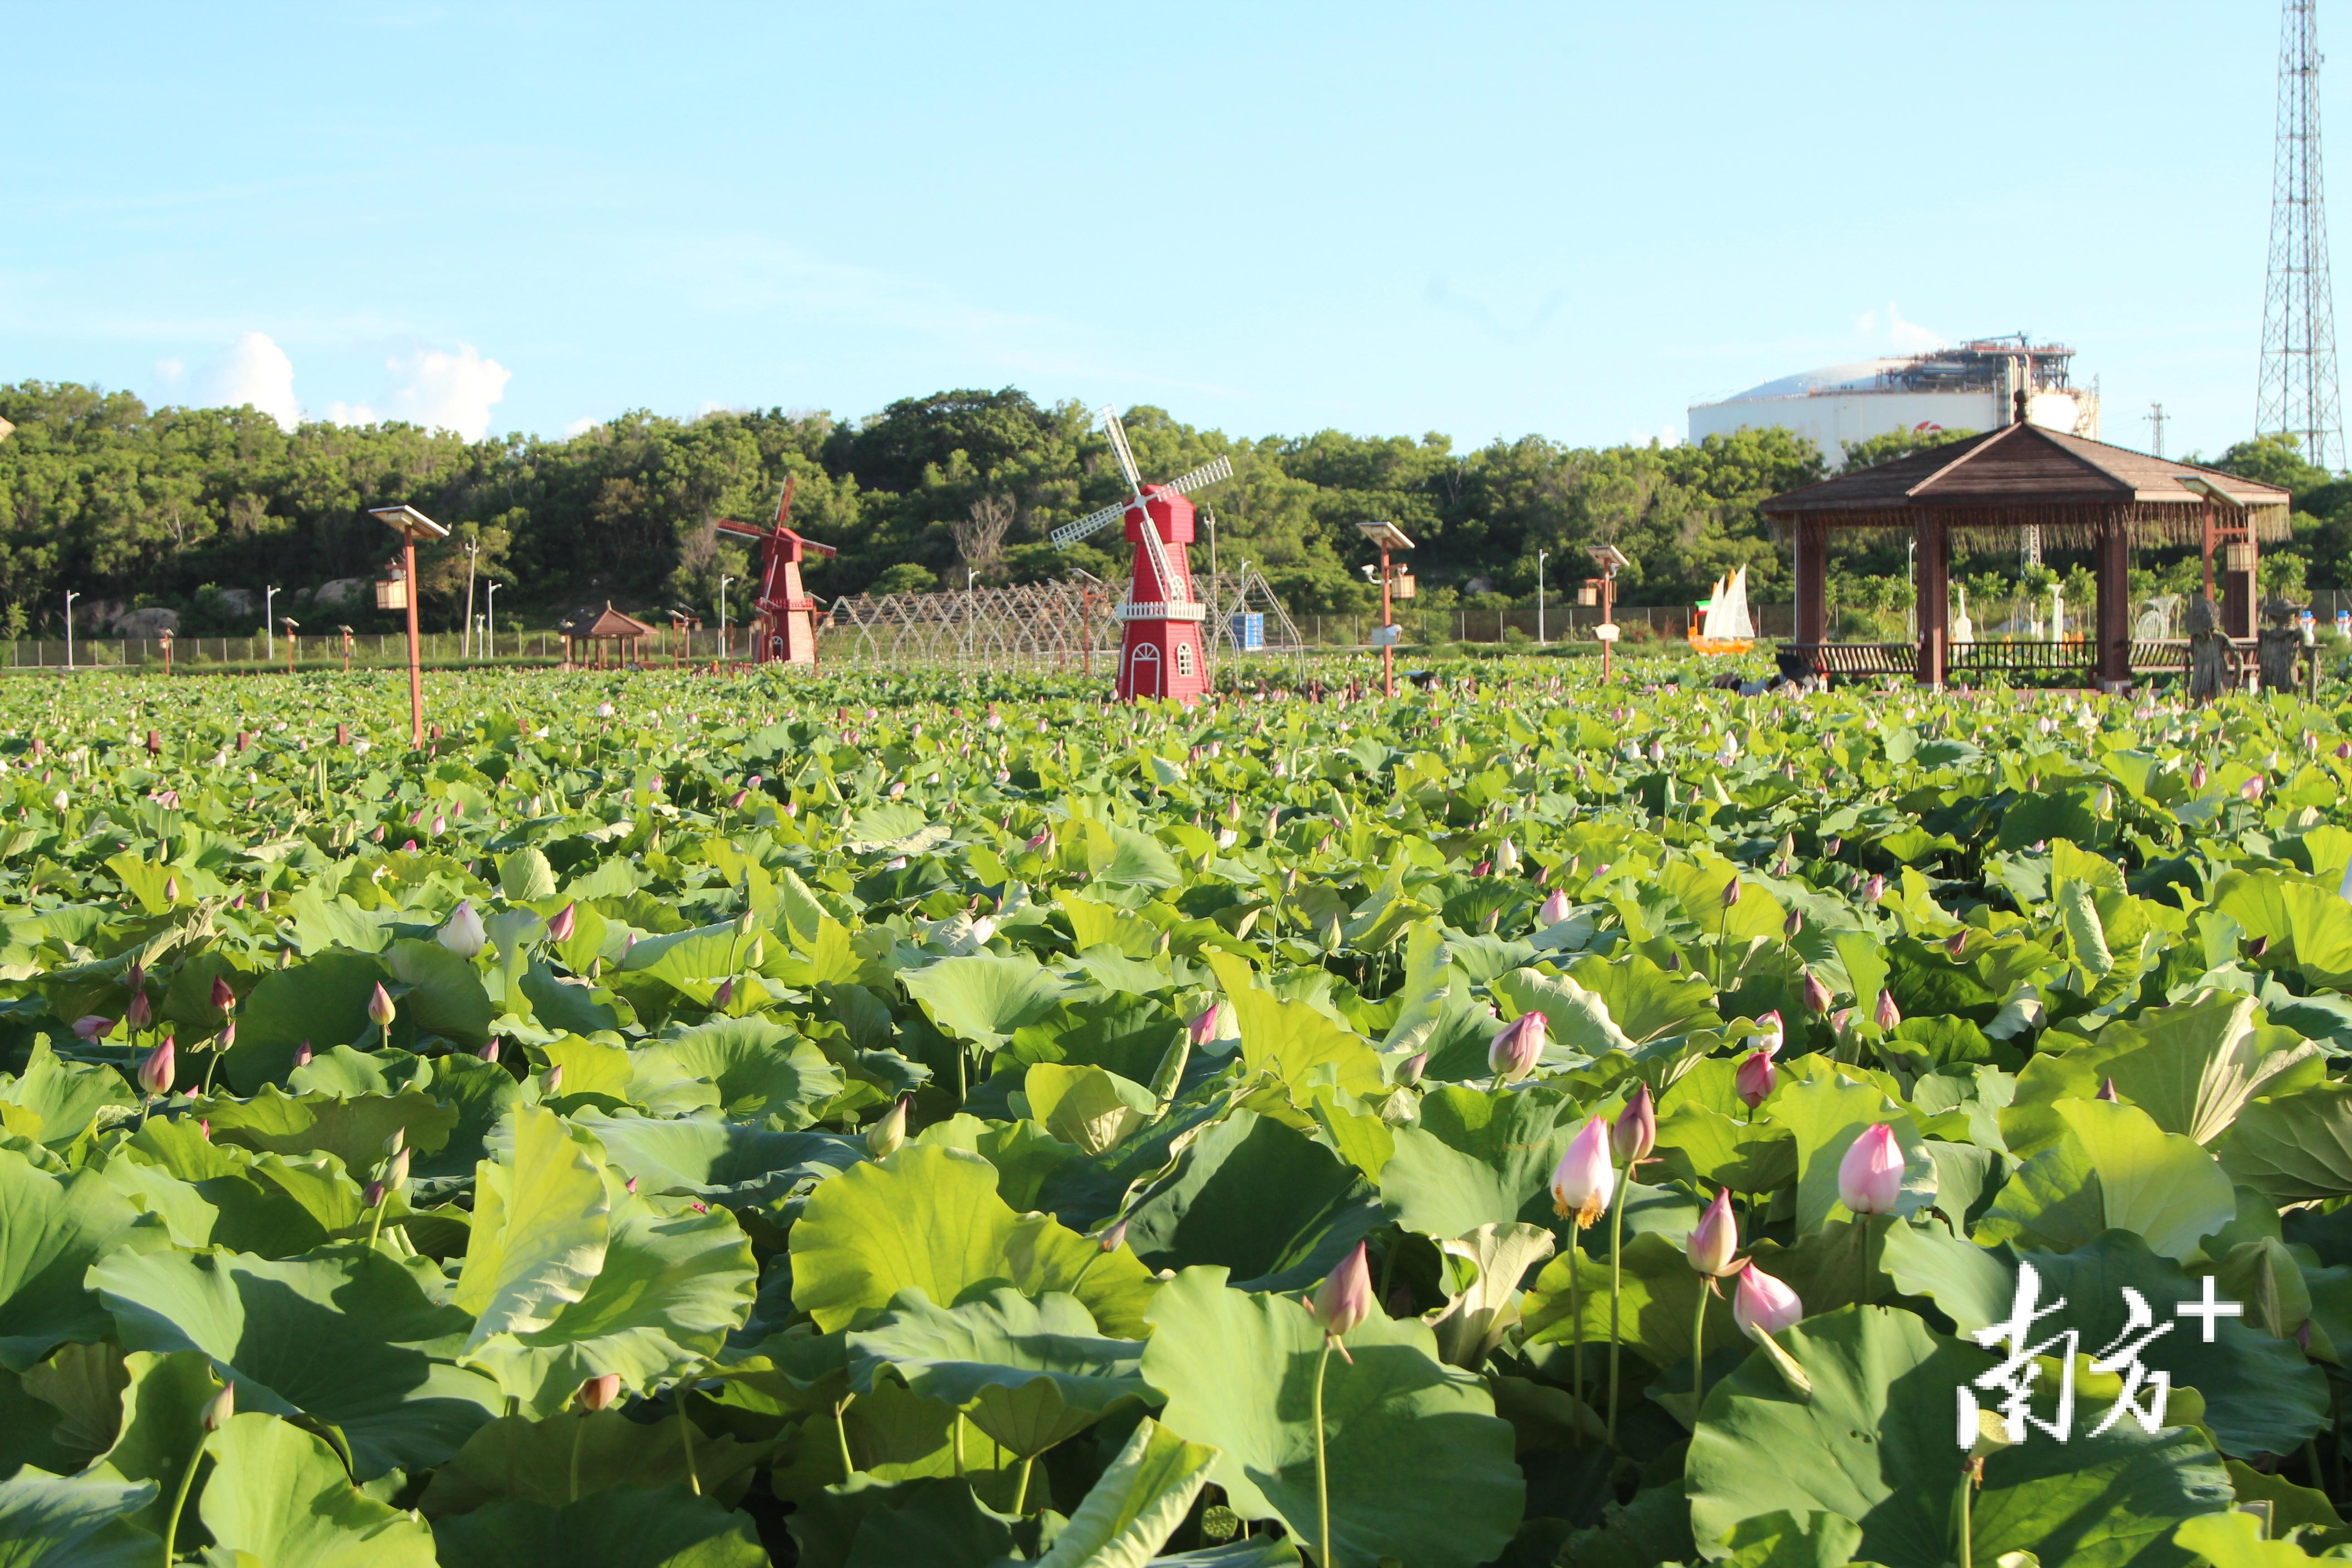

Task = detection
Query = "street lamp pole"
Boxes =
[485,581,501,658]
[64,590,79,671]
[1537,549,1549,646]
[717,576,734,666]
[265,586,278,660]
[368,506,450,749]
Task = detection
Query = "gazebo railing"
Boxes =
[1792,638,2247,683]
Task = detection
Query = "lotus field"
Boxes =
[16,664,2352,1567]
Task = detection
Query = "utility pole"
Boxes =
[461,539,479,658]
[2144,402,2167,458]
[64,589,78,671]
[2260,0,2345,469]
[369,507,449,748]
[717,575,733,666]
[1536,548,1548,646]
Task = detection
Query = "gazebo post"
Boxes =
[2096,519,2132,689]
[1914,517,1949,687]
[1795,519,1828,648]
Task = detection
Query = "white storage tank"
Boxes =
[1688,338,2098,469]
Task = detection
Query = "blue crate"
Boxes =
[1229,612,1265,651]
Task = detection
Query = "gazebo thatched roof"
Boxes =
[559,602,659,639]
[1762,422,2292,549]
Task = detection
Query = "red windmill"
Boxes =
[1049,407,1232,703]
[715,478,836,666]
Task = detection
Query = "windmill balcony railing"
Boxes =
[1116,600,1207,622]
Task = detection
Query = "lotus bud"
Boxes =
[624,1176,638,1195]
[1100,1217,1129,1253]
[711,977,735,1010]
[2097,1077,2119,1102]
[1549,1117,1616,1229]
[292,1039,313,1068]
[1025,828,1053,853]
[137,1037,176,1097]
[736,909,758,936]
[1862,874,1886,904]
[2191,761,2209,790]
[211,975,237,1013]
[2094,784,2114,816]
[126,989,153,1031]
[478,1037,500,1062]
[1494,838,1520,874]
[1488,1010,1546,1083]
[1538,888,1573,926]
[363,1179,386,1208]
[1838,1123,1905,1216]
[2251,934,2272,960]
[1755,1009,1785,1058]
[543,1063,564,1095]
[216,1019,235,1051]
[1735,1048,1776,1109]
[1824,837,1842,858]
[1732,1262,1803,1339]
[1612,1083,1656,1165]
[867,1095,910,1159]
[1313,1240,1375,1341]
[576,1374,622,1413]
[547,902,577,943]
[439,900,486,958]
[1874,989,1901,1031]
[384,1127,406,1156]
[1945,929,1969,960]
[1189,1004,1223,1049]
[2243,775,2266,802]
[1784,909,1803,939]
[1396,1051,1429,1088]
[1686,1188,1739,1278]
[202,1381,235,1432]
[1794,969,1831,1016]
[71,1015,113,1041]
[1721,876,1742,908]
[1323,911,1345,950]
[384,1147,410,1193]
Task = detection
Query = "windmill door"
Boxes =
[1129,642,1161,697]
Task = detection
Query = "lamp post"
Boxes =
[460,539,479,659]
[1536,548,1549,646]
[717,575,733,667]
[64,590,79,671]
[485,581,500,659]
[1587,544,1628,682]
[1354,521,1417,700]
[265,586,277,659]
[368,506,451,748]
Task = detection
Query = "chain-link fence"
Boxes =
[1,626,777,672]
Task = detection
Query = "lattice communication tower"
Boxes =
[2259,0,2346,470]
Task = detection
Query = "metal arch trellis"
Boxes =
[817,569,1308,682]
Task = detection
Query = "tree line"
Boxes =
[0,380,2338,638]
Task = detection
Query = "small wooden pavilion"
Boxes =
[559,603,659,670]
[1763,398,2291,687]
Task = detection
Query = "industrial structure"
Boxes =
[1688,338,2100,468]
[2259,0,2344,470]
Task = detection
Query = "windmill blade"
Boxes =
[713,517,770,541]
[1095,406,1146,495]
[773,475,797,530]
[1049,500,1130,550]
[1159,455,1233,496]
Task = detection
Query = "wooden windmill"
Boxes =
[1049,408,1232,702]
[714,477,836,666]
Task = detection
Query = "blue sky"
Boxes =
[0,3,2311,459]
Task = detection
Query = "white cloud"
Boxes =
[326,401,378,426]
[383,343,510,440]
[564,416,600,437]
[199,331,299,431]
[1855,303,1945,354]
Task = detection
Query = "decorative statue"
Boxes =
[2258,593,2306,696]
[2187,593,2228,705]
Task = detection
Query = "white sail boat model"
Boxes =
[1688,564,1755,654]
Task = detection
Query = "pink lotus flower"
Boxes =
[1945,930,1968,960]
[292,1039,313,1068]
[2097,1077,2119,1102]
[1838,1123,1905,1216]
[1754,1009,1785,1058]
[71,1015,113,1042]
[576,1374,622,1412]
[1612,1083,1656,1165]
[1735,1048,1776,1109]
[1099,1217,1129,1253]
[1313,1241,1375,1345]
[367,983,396,1029]
[542,1064,564,1094]
[478,1038,500,1062]
[1874,989,1902,1031]
[211,975,237,1013]
[1537,888,1573,926]
[1732,1262,1803,1338]
[202,1381,235,1432]
[1396,1051,1428,1088]
[1549,1117,1615,1229]
[2243,775,2266,802]
[711,977,735,1009]
[1489,1011,1546,1084]
[137,1037,175,1098]
[1799,970,1833,1014]
[1190,1004,1224,1049]
[1784,909,1803,939]
[126,989,153,1032]
[2191,761,2209,790]
[1862,874,1886,904]
[217,1021,235,1051]
[1686,1188,1739,1277]
[867,1095,910,1159]
[547,903,577,943]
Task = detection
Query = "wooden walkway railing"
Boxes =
[1787,639,2241,682]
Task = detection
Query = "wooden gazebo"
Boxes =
[559,603,659,670]
[1763,402,2291,688]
